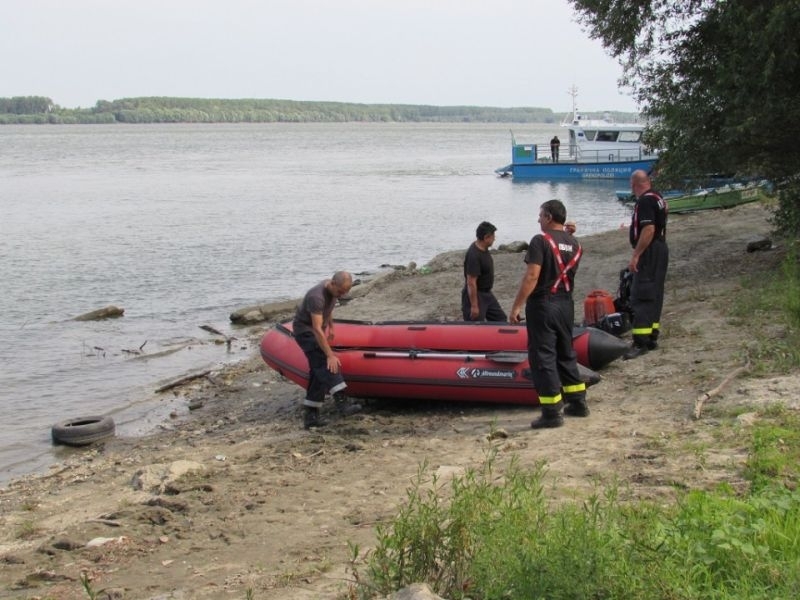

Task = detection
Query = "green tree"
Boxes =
[570,0,800,235]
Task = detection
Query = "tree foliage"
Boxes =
[570,0,800,235]
[0,96,570,124]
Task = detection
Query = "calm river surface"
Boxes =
[0,122,632,484]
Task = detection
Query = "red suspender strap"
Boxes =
[541,232,582,294]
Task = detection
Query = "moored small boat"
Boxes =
[259,319,627,405]
[665,182,768,214]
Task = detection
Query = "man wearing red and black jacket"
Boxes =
[509,199,587,429]
[625,169,669,360]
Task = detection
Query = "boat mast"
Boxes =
[567,85,579,124]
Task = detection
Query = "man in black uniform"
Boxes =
[624,169,669,360]
[293,271,361,429]
[509,200,587,428]
[550,135,560,162]
[462,221,507,322]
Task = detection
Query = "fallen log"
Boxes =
[73,306,124,321]
[229,300,297,324]
[155,370,212,393]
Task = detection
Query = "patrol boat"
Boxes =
[495,88,658,180]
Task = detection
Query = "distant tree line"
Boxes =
[0,95,638,124]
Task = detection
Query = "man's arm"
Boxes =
[629,224,655,272]
[509,263,541,323]
[310,312,342,374]
[466,274,480,319]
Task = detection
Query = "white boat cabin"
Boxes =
[564,112,651,163]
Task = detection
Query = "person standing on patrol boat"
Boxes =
[624,169,669,360]
[550,135,561,162]
[509,199,587,428]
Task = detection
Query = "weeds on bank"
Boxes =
[349,418,800,600]
[730,248,800,372]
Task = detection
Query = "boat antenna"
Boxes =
[567,85,579,123]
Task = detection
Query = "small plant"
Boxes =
[14,519,39,540]
[80,571,97,600]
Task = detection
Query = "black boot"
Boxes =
[623,342,649,360]
[303,407,327,429]
[333,392,362,416]
[648,330,660,350]
[564,397,590,417]
[531,404,564,429]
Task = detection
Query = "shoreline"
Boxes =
[2,201,794,600]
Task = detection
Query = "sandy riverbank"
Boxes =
[1,200,797,600]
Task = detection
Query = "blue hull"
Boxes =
[497,158,657,180]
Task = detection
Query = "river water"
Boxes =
[0,122,632,485]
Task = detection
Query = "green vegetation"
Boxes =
[570,1,800,237]
[347,259,800,599]
[0,95,607,125]
[729,249,800,373]
[348,435,800,599]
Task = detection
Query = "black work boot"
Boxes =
[564,397,590,417]
[303,407,327,430]
[333,392,362,416]
[623,342,649,360]
[531,404,564,429]
[648,331,660,350]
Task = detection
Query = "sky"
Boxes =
[1,0,637,113]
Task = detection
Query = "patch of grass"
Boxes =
[19,499,38,511]
[14,519,40,540]
[730,250,800,373]
[745,409,800,492]
[350,440,800,600]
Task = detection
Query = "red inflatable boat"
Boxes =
[259,320,626,405]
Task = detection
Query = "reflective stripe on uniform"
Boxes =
[303,398,324,408]
[652,322,660,331]
[563,382,586,394]
[632,326,653,336]
[538,393,562,405]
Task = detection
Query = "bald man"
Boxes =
[293,271,361,428]
[625,170,669,360]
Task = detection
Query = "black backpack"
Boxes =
[614,267,634,319]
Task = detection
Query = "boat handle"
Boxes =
[407,326,427,331]
[497,328,520,335]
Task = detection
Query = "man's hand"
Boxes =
[326,354,341,374]
[470,304,480,320]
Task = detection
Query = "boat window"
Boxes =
[596,131,619,142]
[618,131,642,142]
[582,130,597,141]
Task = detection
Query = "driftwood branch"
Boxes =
[155,370,212,393]
[693,361,750,419]
[200,324,226,337]
[200,324,234,349]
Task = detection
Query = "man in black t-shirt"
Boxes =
[624,169,669,360]
[510,200,586,428]
[462,221,507,322]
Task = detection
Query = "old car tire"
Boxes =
[51,415,115,446]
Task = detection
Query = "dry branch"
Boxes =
[693,361,750,419]
[155,370,212,393]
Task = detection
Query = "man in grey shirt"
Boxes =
[293,271,360,428]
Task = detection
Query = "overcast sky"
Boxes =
[1,0,637,113]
